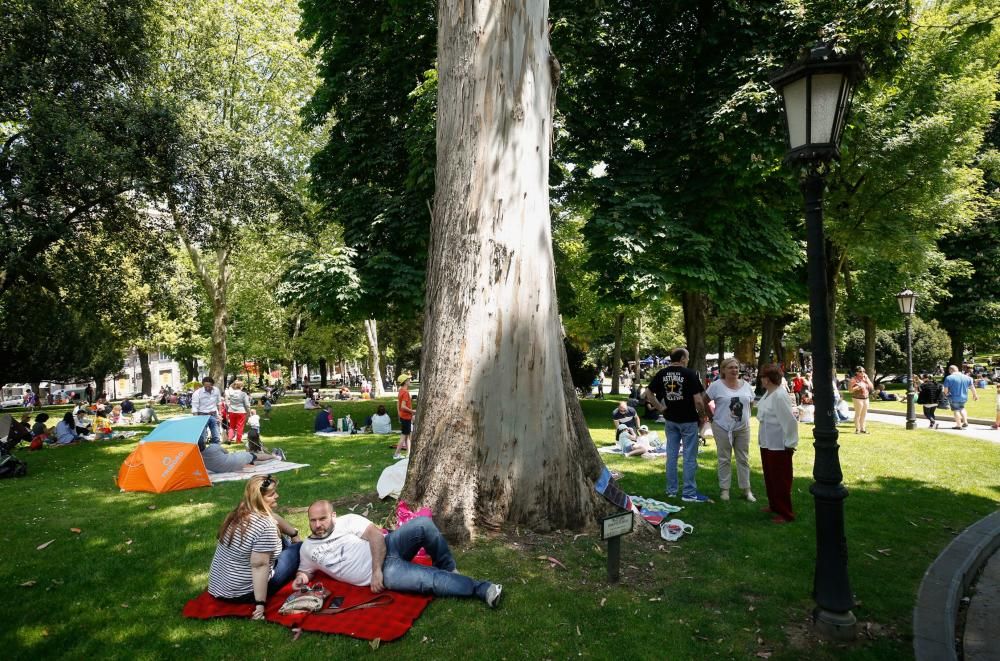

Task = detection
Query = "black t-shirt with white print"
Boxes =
[647,366,704,424]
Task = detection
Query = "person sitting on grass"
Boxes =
[637,424,663,450]
[53,412,85,445]
[370,405,392,434]
[200,437,285,473]
[2,414,34,453]
[138,401,160,424]
[293,500,503,608]
[30,413,51,448]
[313,405,335,433]
[303,394,319,410]
[92,411,113,440]
[207,475,303,620]
[337,386,352,401]
[875,384,898,401]
[120,397,136,418]
[73,409,92,435]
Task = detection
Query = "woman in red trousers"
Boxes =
[756,364,798,523]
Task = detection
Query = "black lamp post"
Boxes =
[896,289,918,430]
[771,44,864,641]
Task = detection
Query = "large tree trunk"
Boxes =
[364,318,386,397]
[757,315,777,393]
[402,0,605,541]
[862,316,877,378]
[611,311,624,395]
[682,291,708,377]
[182,238,230,384]
[948,328,964,368]
[319,358,328,388]
[138,349,152,396]
[183,358,198,384]
[633,316,642,383]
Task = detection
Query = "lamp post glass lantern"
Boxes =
[770,44,864,640]
[897,289,918,430]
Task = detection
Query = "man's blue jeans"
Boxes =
[382,518,491,601]
[268,538,302,594]
[201,414,221,444]
[665,420,700,498]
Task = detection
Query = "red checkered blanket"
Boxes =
[182,558,433,642]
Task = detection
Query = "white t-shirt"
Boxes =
[705,380,754,431]
[298,514,376,587]
[248,413,260,430]
[371,413,392,434]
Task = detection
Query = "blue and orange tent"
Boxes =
[117,416,212,493]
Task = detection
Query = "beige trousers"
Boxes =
[711,422,751,490]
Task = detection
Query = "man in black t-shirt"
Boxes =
[611,401,639,432]
[645,347,712,503]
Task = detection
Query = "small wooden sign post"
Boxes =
[601,511,634,583]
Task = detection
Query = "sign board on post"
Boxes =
[601,511,634,582]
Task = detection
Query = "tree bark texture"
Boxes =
[948,328,964,368]
[403,0,605,540]
[863,316,876,377]
[319,358,328,388]
[611,312,624,395]
[682,291,708,377]
[633,317,642,382]
[138,349,152,396]
[364,319,386,397]
[183,238,229,384]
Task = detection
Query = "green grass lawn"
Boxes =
[3,397,999,659]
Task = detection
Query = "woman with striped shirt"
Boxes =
[208,475,302,620]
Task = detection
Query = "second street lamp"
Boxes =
[896,289,918,430]
[771,44,864,641]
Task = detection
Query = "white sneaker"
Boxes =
[720,489,730,501]
[744,490,757,503]
[486,583,503,608]
[393,453,403,460]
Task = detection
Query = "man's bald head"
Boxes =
[306,500,335,537]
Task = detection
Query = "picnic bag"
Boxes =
[0,454,28,479]
[278,583,331,614]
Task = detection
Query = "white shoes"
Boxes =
[744,489,757,502]
[720,489,730,501]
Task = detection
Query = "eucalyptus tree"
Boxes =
[157,0,320,381]
[399,0,611,541]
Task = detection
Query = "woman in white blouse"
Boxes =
[756,364,798,523]
[705,358,756,502]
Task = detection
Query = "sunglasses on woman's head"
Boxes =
[260,475,274,492]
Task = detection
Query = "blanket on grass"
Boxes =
[630,496,683,525]
[314,430,351,437]
[208,460,309,484]
[597,445,667,459]
[182,556,433,642]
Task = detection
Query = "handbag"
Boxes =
[278,583,331,614]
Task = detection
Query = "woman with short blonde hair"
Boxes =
[208,475,302,620]
[706,358,756,502]
[225,380,253,444]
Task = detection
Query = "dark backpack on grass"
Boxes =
[0,454,28,479]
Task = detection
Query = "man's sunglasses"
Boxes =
[260,475,274,492]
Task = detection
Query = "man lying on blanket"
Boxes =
[293,500,504,608]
